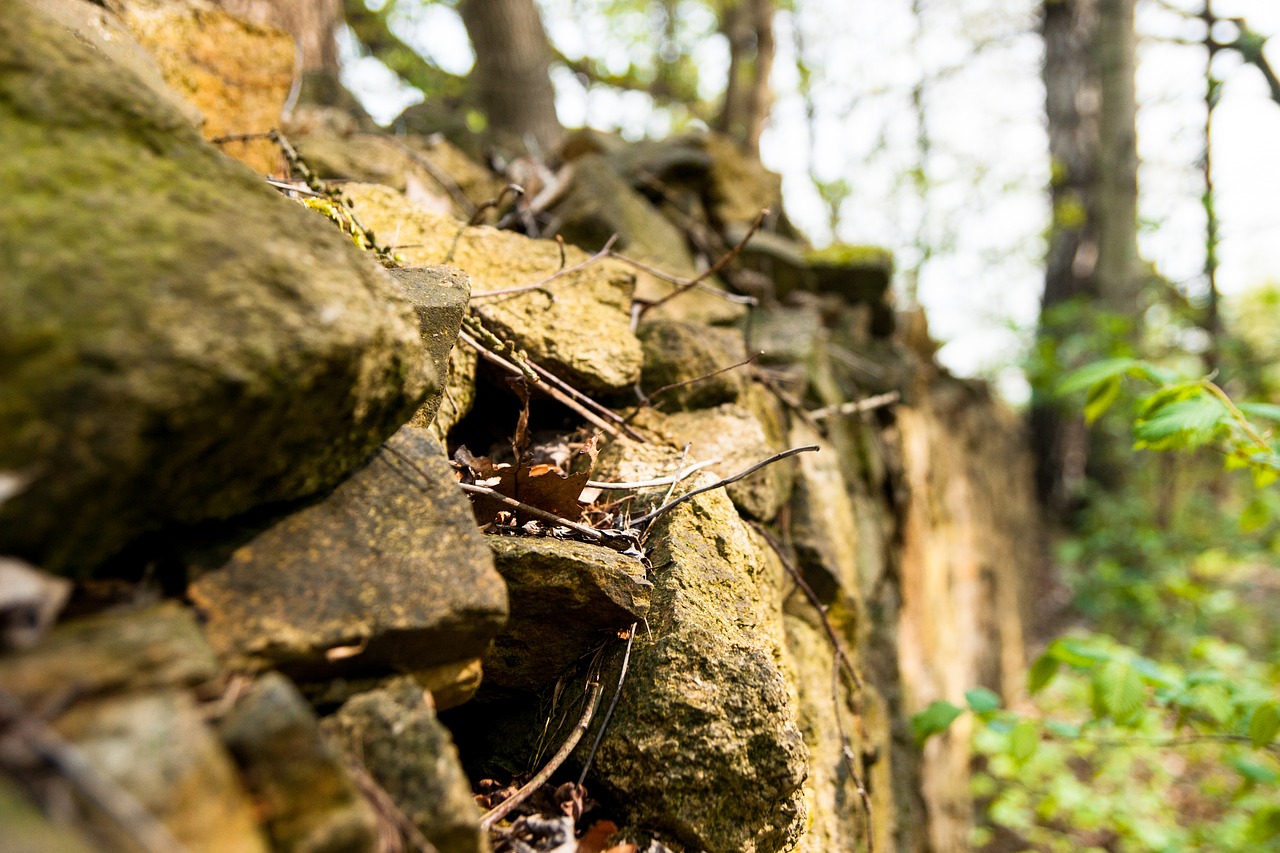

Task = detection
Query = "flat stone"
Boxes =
[323,677,488,853]
[805,244,895,304]
[484,536,651,692]
[344,182,643,393]
[218,673,379,853]
[0,2,433,575]
[52,690,270,853]
[390,266,470,429]
[188,426,507,679]
[637,321,748,411]
[0,601,219,707]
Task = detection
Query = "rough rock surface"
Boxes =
[189,427,507,680]
[485,536,651,691]
[391,266,470,429]
[218,673,379,853]
[585,445,808,853]
[0,1,433,575]
[344,183,643,393]
[323,677,489,853]
[637,320,748,410]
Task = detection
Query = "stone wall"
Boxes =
[0,2,1041,850]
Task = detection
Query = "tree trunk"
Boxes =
[458,0,563,156]
[211,0,349,107]
[716,0,775,157]
[1031,0,1139,516]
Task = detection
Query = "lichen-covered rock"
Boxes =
[584,445,808,853]
[218,673,379,853]
[109,0,296,174]
[700,134,784,228]
[485,536,651,691]
[188,427,507,680]
[344,183,643,393]
[323,677,488,853]
[391,266,470,429]
[637,321,748,411]
[0,602,219,707]
[0,1,433,575]
[805,244,895,304]
[53,690,271,853]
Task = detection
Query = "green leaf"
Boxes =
[1048,638,1110,668]
[1238,402,1280,423]
[1084,376,1122,424]
[1133,396,1229,450]
[1057,358,1139,396]
[1250,702,1280,748]
[1240,497,1272,533]
[1230,754,1280,785]
[911,700,964,745]
[1095,661,1145,722]
[1028,654,1060,694]
[1045,720,1082,739]
[965,687,1002,715]
[1009,719,1039,764]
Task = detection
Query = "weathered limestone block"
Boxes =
[805,244,895,305]
[0,776,97,853]
[53,690,270,853]
[0,602,218,707]
[189,427,507,681]
[391,266,470,429]
[218,673,379,853]
[323,677,488,853]
[637,321,748,411]
[485,536,651,691]
[345,183,643,393]
[0,1,434,575]
[552,154,745,325]
[302,658,485,714]
[700,133,784,228]
[787,421,867,609]
[106,0,296,173]
[584,444,808,853]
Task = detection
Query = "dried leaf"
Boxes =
[576,821,627,853]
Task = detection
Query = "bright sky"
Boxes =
[341,0,1280,402]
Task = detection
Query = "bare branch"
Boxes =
[637,207,770,317]
[624,353,762,424]
[809,391,900,421]
[577,623,637,787]
[471,235,620,299]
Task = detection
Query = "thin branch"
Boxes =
[808,391,901,421]
[623,353,762,424]
[630,445,819,526]
[637,208,770,317]
[471,235,619,299]
[468,184,524,226]
[586,457,721,490]
[609,251,757,304]
[457,483,601,541]
[480,678,602,829]
[376,135,478,217]
[577,623,637,787]
[345,758,441,853]
[0,688,189,853]
[458,330,624,440]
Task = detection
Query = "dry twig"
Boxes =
[808,391,900,421]
[577,624,637,787]
[635,207,769,317]
[471,235,620,299]
[623,353,762,424]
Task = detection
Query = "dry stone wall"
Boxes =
[0,2,1041,850]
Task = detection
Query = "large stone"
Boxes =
[0,776,96,853]
[52,690,270,853]
[485,536,651,691]
[0,1,433,575]
[0,602,219,707]
[344,182,643,393]
[323,677,488,853]
[637,321,748,411]
[390,266,470,429]
[107,0,296,174]
[218,673,379,853]
[188,427,507,679]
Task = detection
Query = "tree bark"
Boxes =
[458,0,563,156]
[716,0,775,158]
[1031,0,1139,515]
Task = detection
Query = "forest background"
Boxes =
[281,0,1280,848]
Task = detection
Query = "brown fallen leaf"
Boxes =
[575,820,629,853]
[454,436,601,528]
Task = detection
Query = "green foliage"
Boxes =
[912,699,964,745]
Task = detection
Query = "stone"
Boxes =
[551,154,745,326]
[302,658,485,712]
[0,2,433,575]
[0,776,97,853]
[700,134,784,228]
[218,673,379,853]
[390,266,470,429]
[637,321,748,411]
[485,536,651,692]
[107,0,296,174]
[631,402,792,522]
[583,445,809,853]
[344,183,643,393]
[787,421,866,609]
[323,677,488,853]
[52,690,270,853]
[188,427,507,679]
[0,558,71,651]
[805,244,895,304]
[0,601,219,707]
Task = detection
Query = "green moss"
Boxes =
[805,242,895,271]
